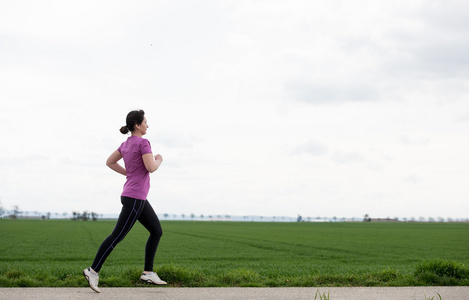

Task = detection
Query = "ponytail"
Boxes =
[120,126,129,134]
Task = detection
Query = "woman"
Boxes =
[83,109,166,293]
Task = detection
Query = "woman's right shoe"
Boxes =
[140,272,167,285]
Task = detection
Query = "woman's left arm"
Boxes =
[106,150,126,176]
[142,153,163,173]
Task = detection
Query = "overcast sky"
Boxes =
[1,0,468,220]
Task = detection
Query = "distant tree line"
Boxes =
[71,211,100,221]
[0,203,101,221]
[162,213,233,221]
[0,202,467,223]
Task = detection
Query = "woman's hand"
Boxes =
[143,153,163,173]
[154,154,163,162]
[106,150,126,176]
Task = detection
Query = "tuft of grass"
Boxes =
[314,289,330,300]
[413,259,469,286]
[157,265,205,287]
[5,270,25,279]
[424,293,442,300]
[219,268,260,286]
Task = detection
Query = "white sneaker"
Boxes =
[83,268,101,293]
[140,272,167,285]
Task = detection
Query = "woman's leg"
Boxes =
[138,200,163,272]
[91,197,145,272]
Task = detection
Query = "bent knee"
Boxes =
[156,229,163,238]
[150,227,163,239]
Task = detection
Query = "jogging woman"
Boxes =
[83,109,166,293]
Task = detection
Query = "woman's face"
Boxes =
[136,117,149,135]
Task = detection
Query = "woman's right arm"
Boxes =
[106,150,127,176]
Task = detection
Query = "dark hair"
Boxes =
[120,109,145,134]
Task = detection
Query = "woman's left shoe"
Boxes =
[83,268,101,293]
[140,272,167,285]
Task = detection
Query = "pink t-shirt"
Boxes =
[118,136,152,200]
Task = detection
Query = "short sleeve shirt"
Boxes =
[117,136,152,200]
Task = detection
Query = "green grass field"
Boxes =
[1,219,468,287]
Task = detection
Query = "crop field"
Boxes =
[1,219,468,287]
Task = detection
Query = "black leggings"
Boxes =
[91,196,163,272]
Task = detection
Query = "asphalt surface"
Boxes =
[1,287,468,300]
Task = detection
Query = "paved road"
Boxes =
[1,287,468,300]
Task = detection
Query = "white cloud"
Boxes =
[285,81,378,104]
[399,135,429,146]
[331,151,365,164]
[292,139,328,156]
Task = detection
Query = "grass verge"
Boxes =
[1,260,468,287]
